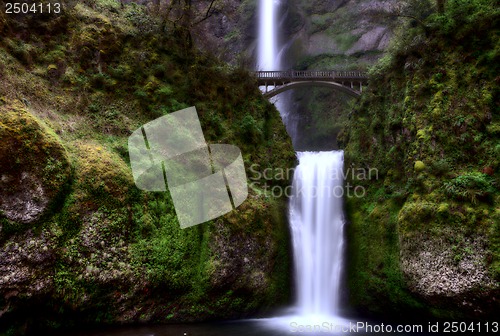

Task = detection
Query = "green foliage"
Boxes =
[0,0,297,332]
[429,0,500,37]
[343,0,500,319]
[444,173,496,204]
[90,73,116,90]
[123,3,157,34]
[367,54,394,78]
[42,46,67,64]
[131,193,204,291]
[239,114,262,143]
[429,159,451,176]
[108,63,134,80]
[3,38,37,66]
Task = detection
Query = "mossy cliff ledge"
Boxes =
[0,101,71,224]
[0,1,295,333]
[341,0,500,319]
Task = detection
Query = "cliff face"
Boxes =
[191,0,256,65]
[288,0,392,58]
[0,1,295,333]
[192,0,394,66]
[341,0,500,319]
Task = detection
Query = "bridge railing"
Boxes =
[256,70,367,81]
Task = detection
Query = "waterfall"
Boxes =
[256,1,351,332]
[290,151,345,316]
[259,150,350,332]
[257,0,299,145]
[257,0,280,70]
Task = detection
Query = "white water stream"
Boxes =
[257,1,350,332]
[257,0,280,71]
[290,151,346,316]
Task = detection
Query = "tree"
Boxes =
[154,0,226,49]
[156,0,225,31]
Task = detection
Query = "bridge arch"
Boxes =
[256,70,368,99]
[262,81,362,98]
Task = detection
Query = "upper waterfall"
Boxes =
[258,0,280,70]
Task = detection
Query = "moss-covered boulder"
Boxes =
[72,141,135,207]
[0,99,71,225]
[414,160,426,172]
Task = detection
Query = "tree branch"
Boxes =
[192,0,220,26]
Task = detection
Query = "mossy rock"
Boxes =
[397,201,437,234]
[72,141,135,207]
[0,100,71,224]
[414,160,426,172]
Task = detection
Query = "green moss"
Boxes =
[414,161,426,172]
[42,46,67,64]
[343,0,500,319]
[346,197,425,318]
[0,1,296,331]
[71,141,134,207]
[334,33,360,52]
[398,201,437,234]
[309,13,335,34]
[0,100,71,229]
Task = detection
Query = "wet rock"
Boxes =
[0,229,57,315]
[209,220,272,293]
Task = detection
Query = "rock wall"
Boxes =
[341,0,500,319]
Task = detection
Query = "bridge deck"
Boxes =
[256,70,368,85]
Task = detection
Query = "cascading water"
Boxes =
[257,0,299,146]
[290,151,345,317]
[257,0,280,71]
[257,1,351,332]
[259,158,350,333]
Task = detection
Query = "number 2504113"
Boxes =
[5,2,61,14]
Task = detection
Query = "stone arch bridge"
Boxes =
[256,70,368,98]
